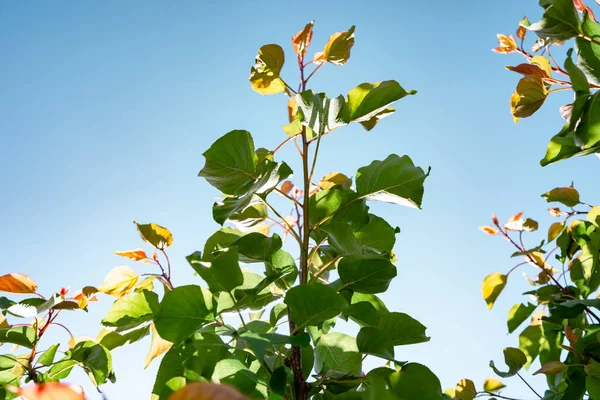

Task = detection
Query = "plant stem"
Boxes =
[516,372,542,399]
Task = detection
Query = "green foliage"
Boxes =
[495,0,600,165]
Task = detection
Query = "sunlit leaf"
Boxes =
[509,74,548,121]
[101,290,159,331]
[548,222,566,242]
[479,226,498,235]
[529,0,581,40]
[0,326,36,348]
[507,303,536,333]
[114,249,149,262]
[314,26,355,65]
[542,186,580,207]
[98,266,139,298]
[295,90,348,136]
[292,21,314,57]
[0,273,37,294]
[455,379,476,400]
[314,332,362,376]
[483,377,505,392]
[534,361,568,375]
[482,273,507,310]
[135,222,173,250]
[493,34,517,53]
[250,44,286,95]
[144,323,172,369]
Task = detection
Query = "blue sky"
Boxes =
[2,1,600,398]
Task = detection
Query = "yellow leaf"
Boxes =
[144,323,172,369]
[530,56,553,77]
[483,377,505,392]
[314,26,355,65]
[135,222,173,250]
[17,383,85,400]
[534,361,568,375]
[98,266,139,298]
[0,314,9,329]
[68,336,94,349]
[528,251,550,270]
[548,222,565,242]
[292,21,314,57]
[249,44,286,95]
[493,34,517,53]
[168,382,250,400]
[482,273,507,310]
[509,74,548,120]
[455,379,477,400]
[135,276,156,292]
[318,172,352,190]
[479,226,498,235]
[114,249,150,262]
[0,273,37,294]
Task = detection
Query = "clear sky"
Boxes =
[2,1,599,399]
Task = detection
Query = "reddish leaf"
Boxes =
[114,249,150,262]
[0,273,38,294]
[479,226,498,235]
[506,63,549,79]
[493,34,517,53]
[534,361,568,375]
[292,21,314,57]
[574,0,596,21]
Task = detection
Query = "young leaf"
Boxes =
[292,21,314,58]
[314,26,355,65]
[455,379,476,400]
[483,377,505,392]
[482,273,507,310]
[542,186,581,207]
[114,249,149,262]
[284,284,347,328]
[356,154,429,209]
[534,361,568,375]
[154,285,215,344]
[135,222,173,250]
[0,273,37,294]
[37,344,60,367]
[347,81,416,130]
[509,74,548,121]
[98,266,139,298]
[144,323,172,369]
[249,44,286,95]
[479,226,498,235]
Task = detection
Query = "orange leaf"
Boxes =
[479,226,498,235]
[508,211,523,222]
[168,382,250,400]
[114,249,149,262]
[292,21,314,57]
[506,63,549,79]
[565,324,579,345]
[0,314,9,329]
[574,0,596,21]
[0,273,38,294]
[493,34,517,53]
[280,181,294,195]
[17,383,85,400]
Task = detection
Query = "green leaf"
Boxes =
[576,13,600,86]
[356,154,429,209]
[198,130,258,195]
[212,160,293,225]
[217,271,277,313]
[270,304,287,327]
[542,186,581,207]
[154,285,215,344]
[389,363,443,400]
[46,359,78,381]
[347,81,416,131]
[529,0,581,40]
[295,91,349,136]
[575,91,600,150]
[507,303,536,333]
[69,340,113,385]
[201,228,244,262]
[101,290,159,331]
[231,233,282,264]
[314,332,362,376]
[356,327,395,361]
[323,214,397,258]
[37,344,60,366]
[212,358,258,395]
[284,284,347,328]
[378,312,430,346]
[570,243,600,297]
[343,292,389,326]
[587,376,600,399]
[239,332,310,363]
[314,26,355,65]
[269,366,288,396]
[482,273,507,310]
[250,44,286,95]
[135,222,173,250]
[489,347,527,378]
[187,249,244,292]
[152,346,190,399]
[338,257,396,294]
[0,326,36,348]
[519,325,544,368]
[97,325,150,351]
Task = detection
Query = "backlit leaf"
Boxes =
[479,226,498,235]
[314,26,355,65]
[575,12,600,85]
[455,379,476,400]
[0,326,36,348]
[114,249,149,262]
[135,222,173,250]
[548,222,565,242]
[17,383,85,400]
[483,377,505,392]
[144,323,172,369]
[318,172,352,190]
[101,290,159,331]
[509,74,548,121]
[250,44,286,95]
[98,266,139,299]
[482,273,507,310]
[0,273,37,294]
[356,326,395,361]
[489,347,527,378]
[295,91,348,136]
[542,186,580,207]
[292,21,314,57]
[507,303,536,333]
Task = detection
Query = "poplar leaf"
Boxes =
[0,273,37,294]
